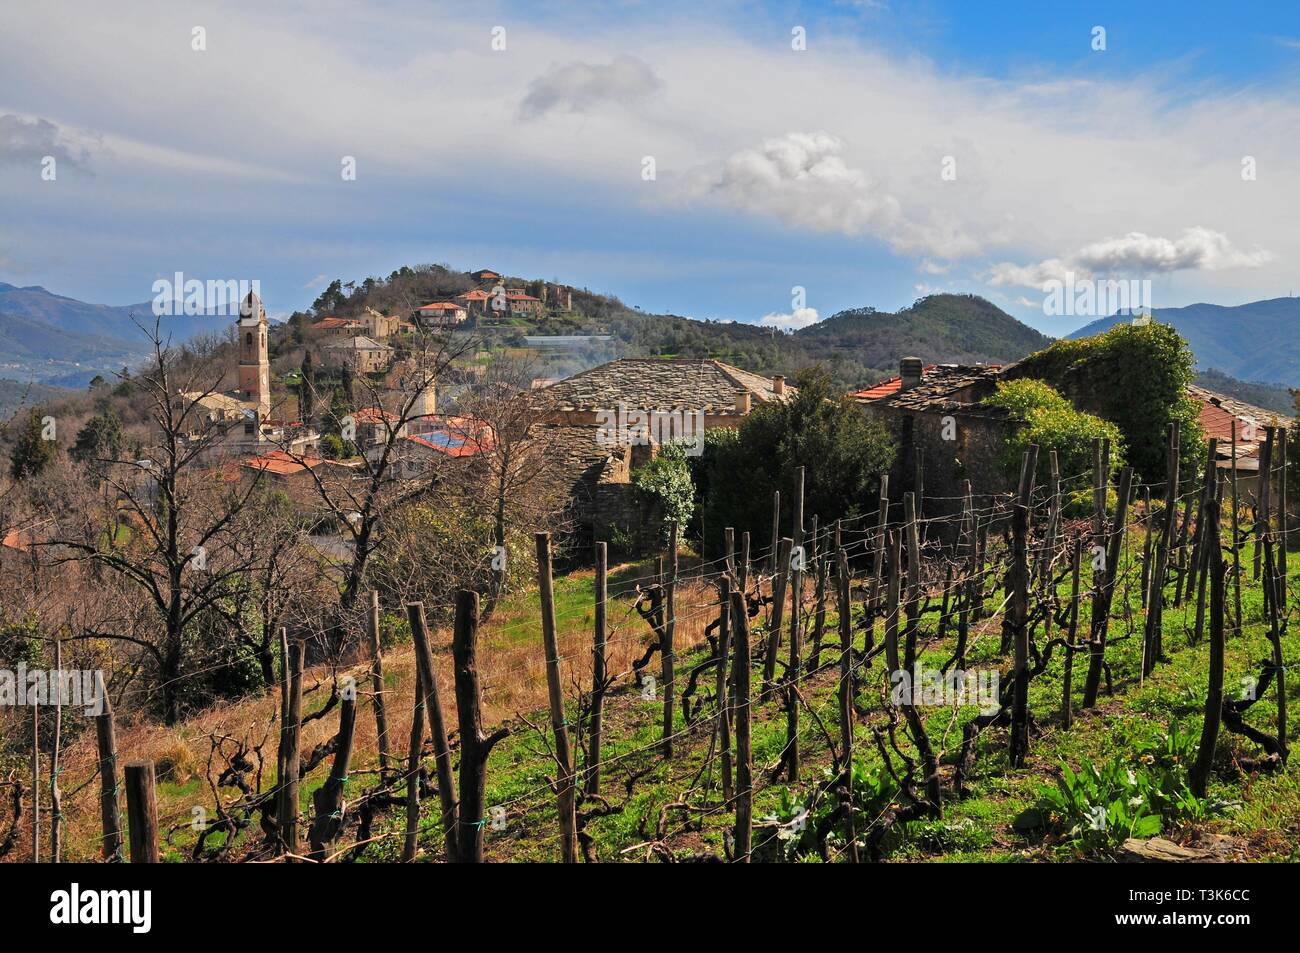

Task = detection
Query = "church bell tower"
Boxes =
[237,291,271,422]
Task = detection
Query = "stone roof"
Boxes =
[323,335,392,351]
[853,364,1008,416]
[535,358,794,414]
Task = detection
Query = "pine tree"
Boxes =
[10,408,57,480]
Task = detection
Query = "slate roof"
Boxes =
[852,364,1007,416]
[535,358,793,414]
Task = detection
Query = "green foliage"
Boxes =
[985,378,1123,485]
[633,441,696,533]
[699,368,895,556]
[9,408,56,480]
[71,407,125,475]
[1033,721,1234,856]
[1009,322,1203,484]
[318,433,354,459]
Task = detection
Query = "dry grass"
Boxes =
[22,563,722,861]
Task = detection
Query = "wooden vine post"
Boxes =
[1191,497,1224,798]
[763,537,794,693]
[50,637,62,863]
[124,762,158,863]
[276,634,303,857]
[716,573,733,801]
[95,684,123,861]
[587,541,609,798]
[535,532,579,862]
[1143,421,1180,675]
[401,664,425,862]
[451,589,510,862]
[1082,466,1133,708]
[1008,502,1032,768]
[407,601,459,861]
[367,590,392,777]
[729,586,753,862]
[785,466,805,782]
[662,521,678,759]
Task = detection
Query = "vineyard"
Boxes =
[5,424,1298,864]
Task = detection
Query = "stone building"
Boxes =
[322,335,394,374]
[853,357,1017,527]
[531,357,794,551]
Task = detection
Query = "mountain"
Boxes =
[1066,297,1300,388]
[0,282,231,386]
[797,293,1053,372]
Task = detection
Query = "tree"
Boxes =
[10,409,56,481]
[44,324,274,724]
[634,442,695,534]
[70,408,126,477]
[699,368,895,554]
[280,329,476,640]
[299,351,316,423]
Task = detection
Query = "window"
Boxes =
[246,333,252,346]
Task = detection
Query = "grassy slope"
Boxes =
[45,530,1300,864]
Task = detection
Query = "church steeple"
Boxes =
[237,292,270,421]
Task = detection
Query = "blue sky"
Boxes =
[2,0,1298,336]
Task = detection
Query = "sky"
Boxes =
[2,0,1299,336]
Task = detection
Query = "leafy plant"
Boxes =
[1034,722,1236,855]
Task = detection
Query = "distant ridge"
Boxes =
[1067,296,1300,388]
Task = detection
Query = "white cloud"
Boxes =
[0,114,94,169]
[676,132,901,237]
[303,274,328,290]
[519,56,661,119]
[759,306,820,331]
[989,228,1271,289]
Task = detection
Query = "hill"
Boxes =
[305,265,1054,391]
[1067,297,1300,388]
[0,282,230,386]
[796,293,1053,374]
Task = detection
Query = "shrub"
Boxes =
[985,378,1124,487]
[633,441,696,534]
[1006,322,1203,485]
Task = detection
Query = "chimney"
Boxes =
[565,290,573,311]
[735,389,752,414]
[899,357,924,391]
[772,375,785,396]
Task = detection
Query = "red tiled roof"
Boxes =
[505,292,540,301]
[457,290,491,300]
[313,316,364,329]
[418,301,465,311]
[242,450,327,475]
[352,406,399,425]
[851,365,939,400]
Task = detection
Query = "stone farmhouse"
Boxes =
[322,335,394,374]
[531,357,793,547]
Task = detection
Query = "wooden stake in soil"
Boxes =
[276,635,303,857]
[50,637,61,863]
[763,537,794,693]
[401,664,425,863]
[1061,536,1082,729]
[124,762,158,863]
[535,532,579,863]
[451,589,510,862]
[30,699,37,863]
[407,601,459,861]
[587,541,609,798]
[662,521,679,760]
[95,683,123,862]
[1008,501,1031,768]
[1191,497,1225,798]
[367,590,392,777]
[729,587,753,862]
[1230,418,1243,632]
[716,574,733,801]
